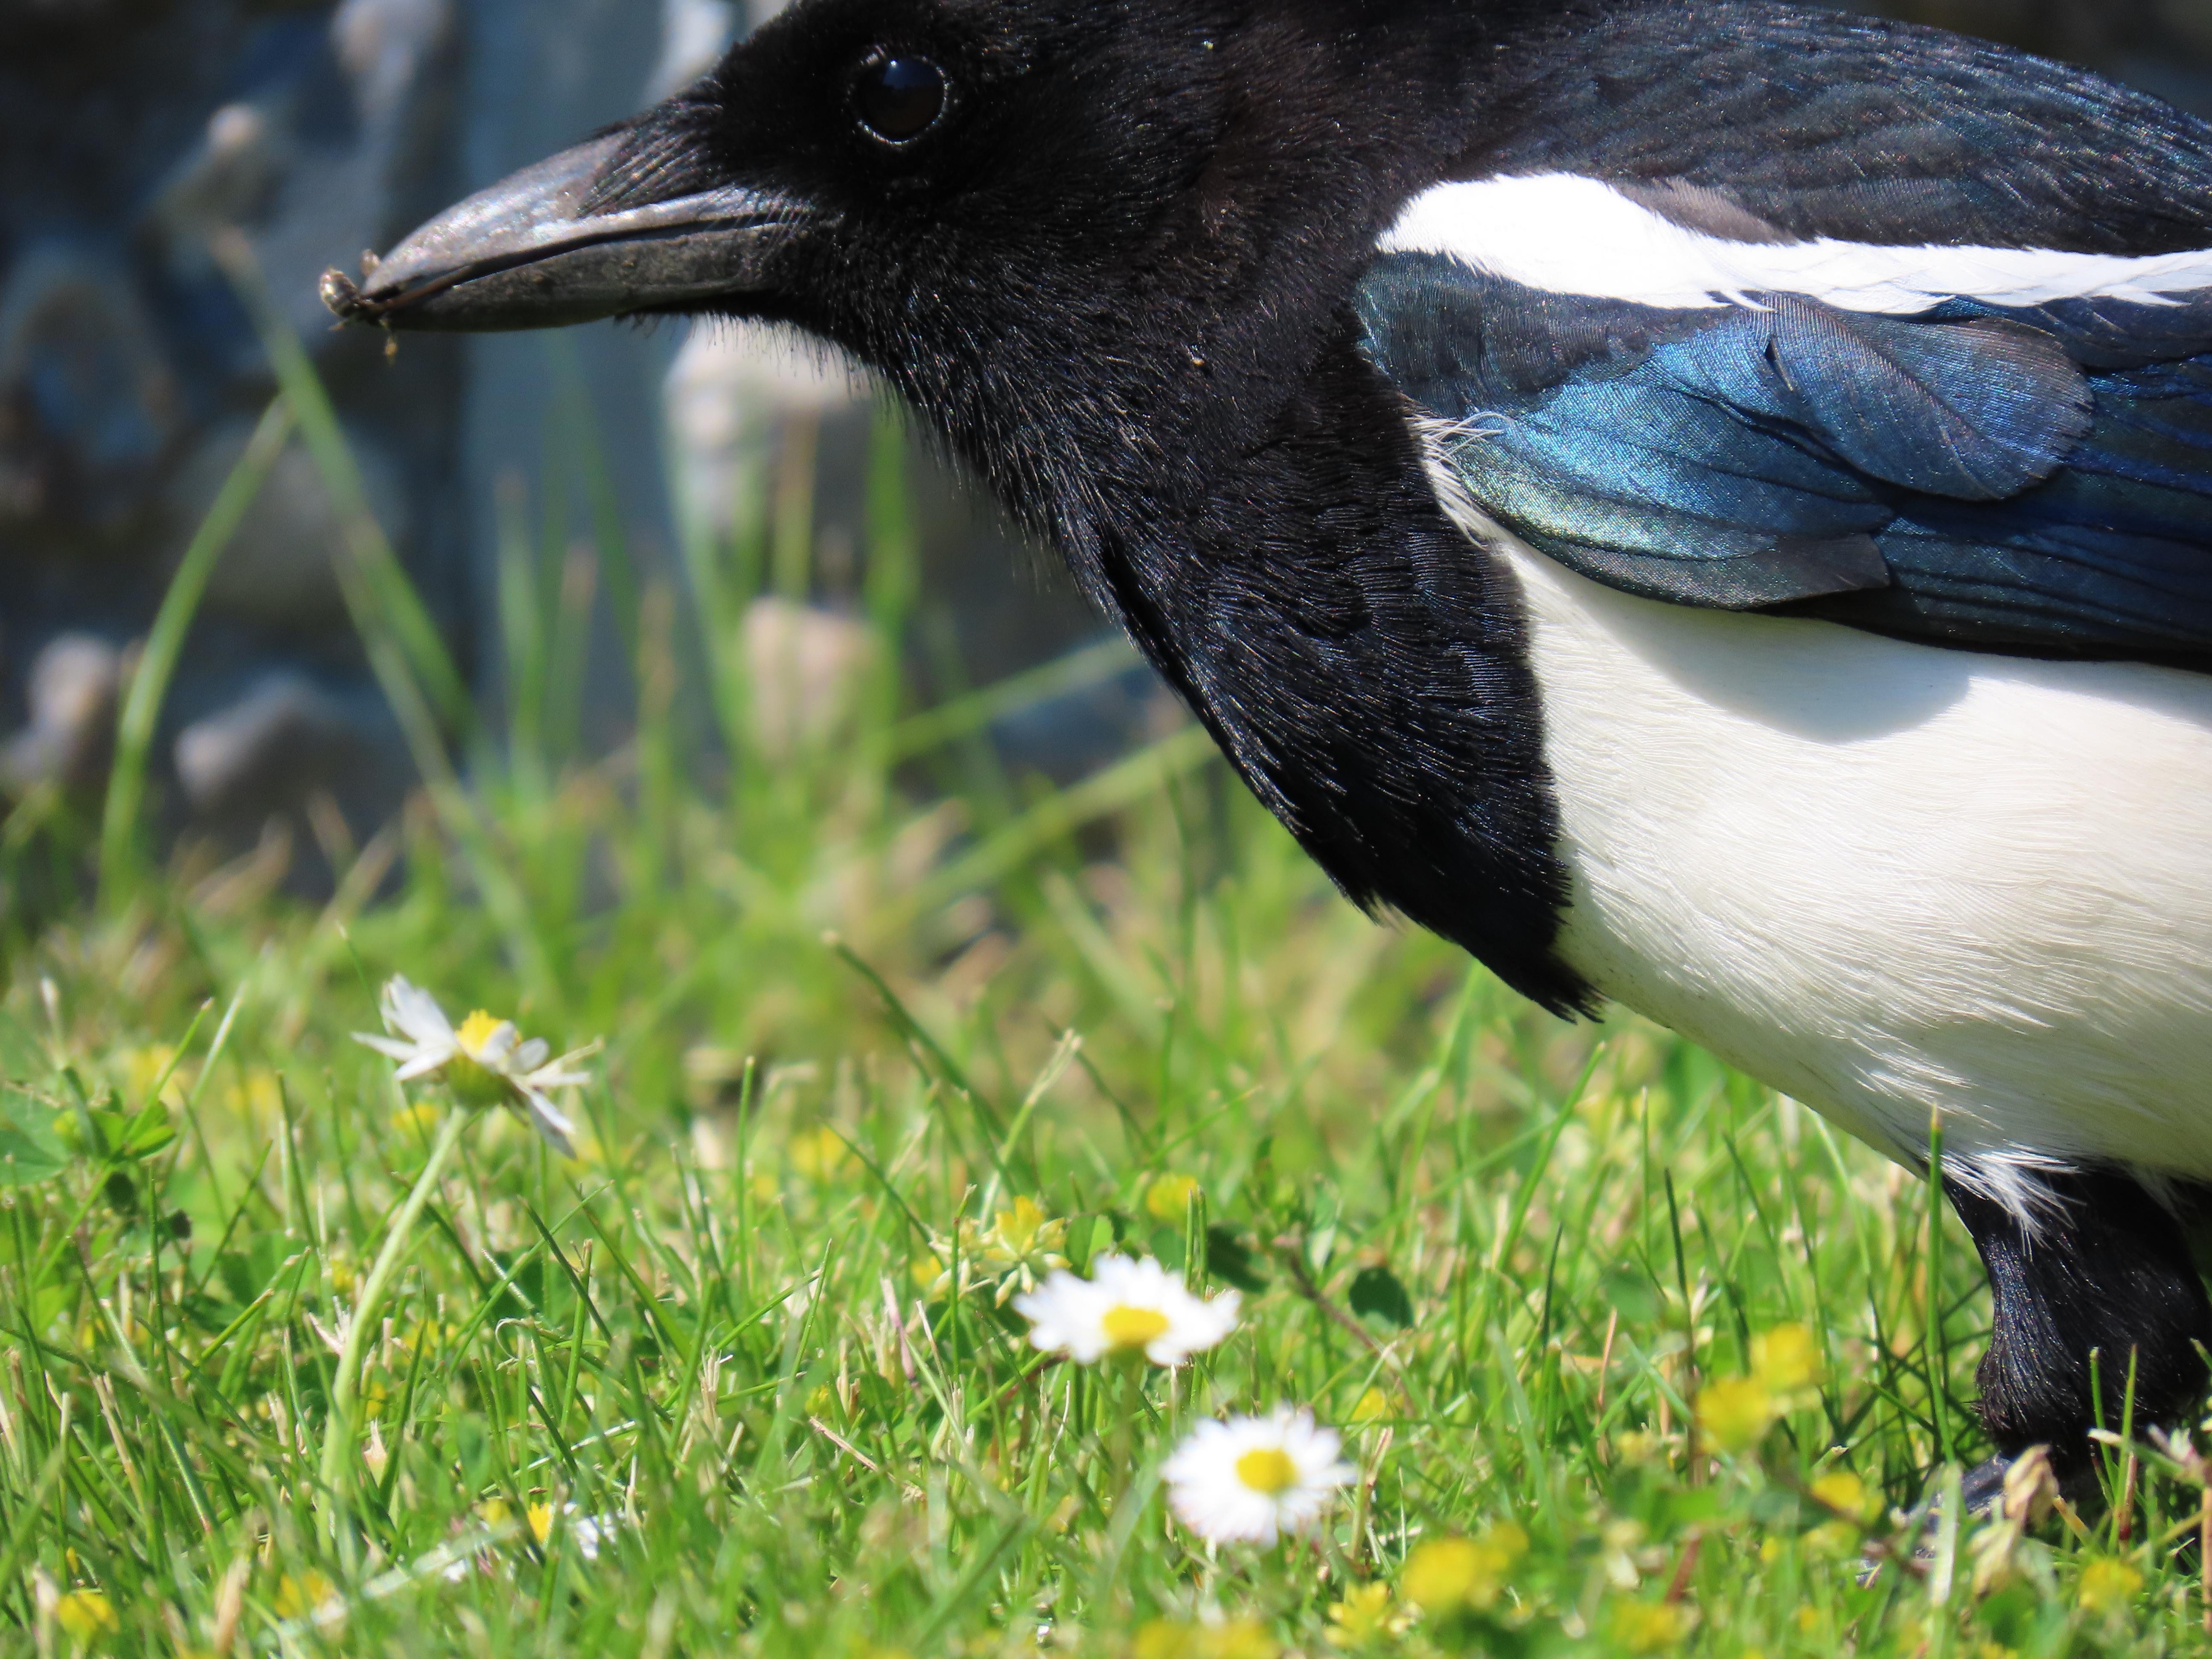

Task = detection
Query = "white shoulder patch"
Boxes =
[1380,173,2212,314]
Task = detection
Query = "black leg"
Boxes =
[1944,1166,2212,1485]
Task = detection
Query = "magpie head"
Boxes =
[328,0,1461,526]
[329,0,1589,1011]
[330,1,1229,327]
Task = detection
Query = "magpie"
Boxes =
[325,0,2212,1501]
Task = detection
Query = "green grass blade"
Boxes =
[99,397,296,904]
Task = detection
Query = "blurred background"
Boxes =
[0,0,2206,898]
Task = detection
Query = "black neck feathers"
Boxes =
[1097,328,1586,1013]
[731,0,1588,1005]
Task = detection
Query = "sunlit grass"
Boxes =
[0,300,2205,1656]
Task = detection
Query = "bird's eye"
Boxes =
[853,52,948,145]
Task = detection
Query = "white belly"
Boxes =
[1496,540,2212,1198]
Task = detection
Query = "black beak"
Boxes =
[322,132,803,332]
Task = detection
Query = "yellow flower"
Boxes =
[510,1502,612,1561]
[2077,1557,2144,1614]
[271,1572,336,1619]
[1325,1583,1406,1647]
[1612,1429,1666,1465]
[1750,1324,1821,1393]
[1348,1387,1392,1426]
[54,1590,116,1644]
[1134,1623,1196,1659]
[1205,1621,1280,1659]
[1803,1520,1860,1557]
[789,1125,855,1182]
[1132,1618,1278,1659]
[1695,1374,1778,1454]
[1400,1522,1528,1615]
[1601,1519,1648,1590]
[1146,1174,1201,1222]
[910,1250,952,1294]
[990,1195,1056,1252]
[119,1045,186,1108]
[977,1196,1070,1301]
[1607,1601,1693,1653]
[1805,1477,1876,1557]
[1809,1470,1874,1524]
[226,1068,284,1127]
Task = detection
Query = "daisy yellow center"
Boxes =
[1236,1447,1300,1495]
[456,1010,505,1055]
[1102,1305,1171,1350]
[445,1011,514,1106]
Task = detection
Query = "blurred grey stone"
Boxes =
[457,0,690,752]
[166,419,409,631]
[174,671,405,835]
[666,328,863,539]
[0,245,182,546]
[646,0,738,102]
[0,634,119,797]
[739,597,878,760]
[0,0,468,867]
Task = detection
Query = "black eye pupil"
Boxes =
[855,54,946,143]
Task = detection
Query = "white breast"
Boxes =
[1484,530,2212,1206]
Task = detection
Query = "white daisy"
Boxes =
[1163,1407,1356,1547]
[353,977,597,1155]
[1012,1254,1240,1366]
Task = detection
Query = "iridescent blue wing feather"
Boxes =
[1356,252,2212,661]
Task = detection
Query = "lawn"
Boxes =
[0,309,2205,1658]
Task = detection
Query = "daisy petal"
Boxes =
[1163,1408,1354,1548]
[1014,1271,1117,1363]
[1012,1254,1238,1367]
[473,1021,521,1066]
[518,1089,576,1156]
[384,978,454,1044]
[522,1066,591,1093]
[394,1050,456,1082]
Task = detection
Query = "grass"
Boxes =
[1,302,2209,1659]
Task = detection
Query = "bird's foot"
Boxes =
[1861,1447,2086,1586]
[1953,1445,2097,1522]
[1956,1454,2014,1520]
